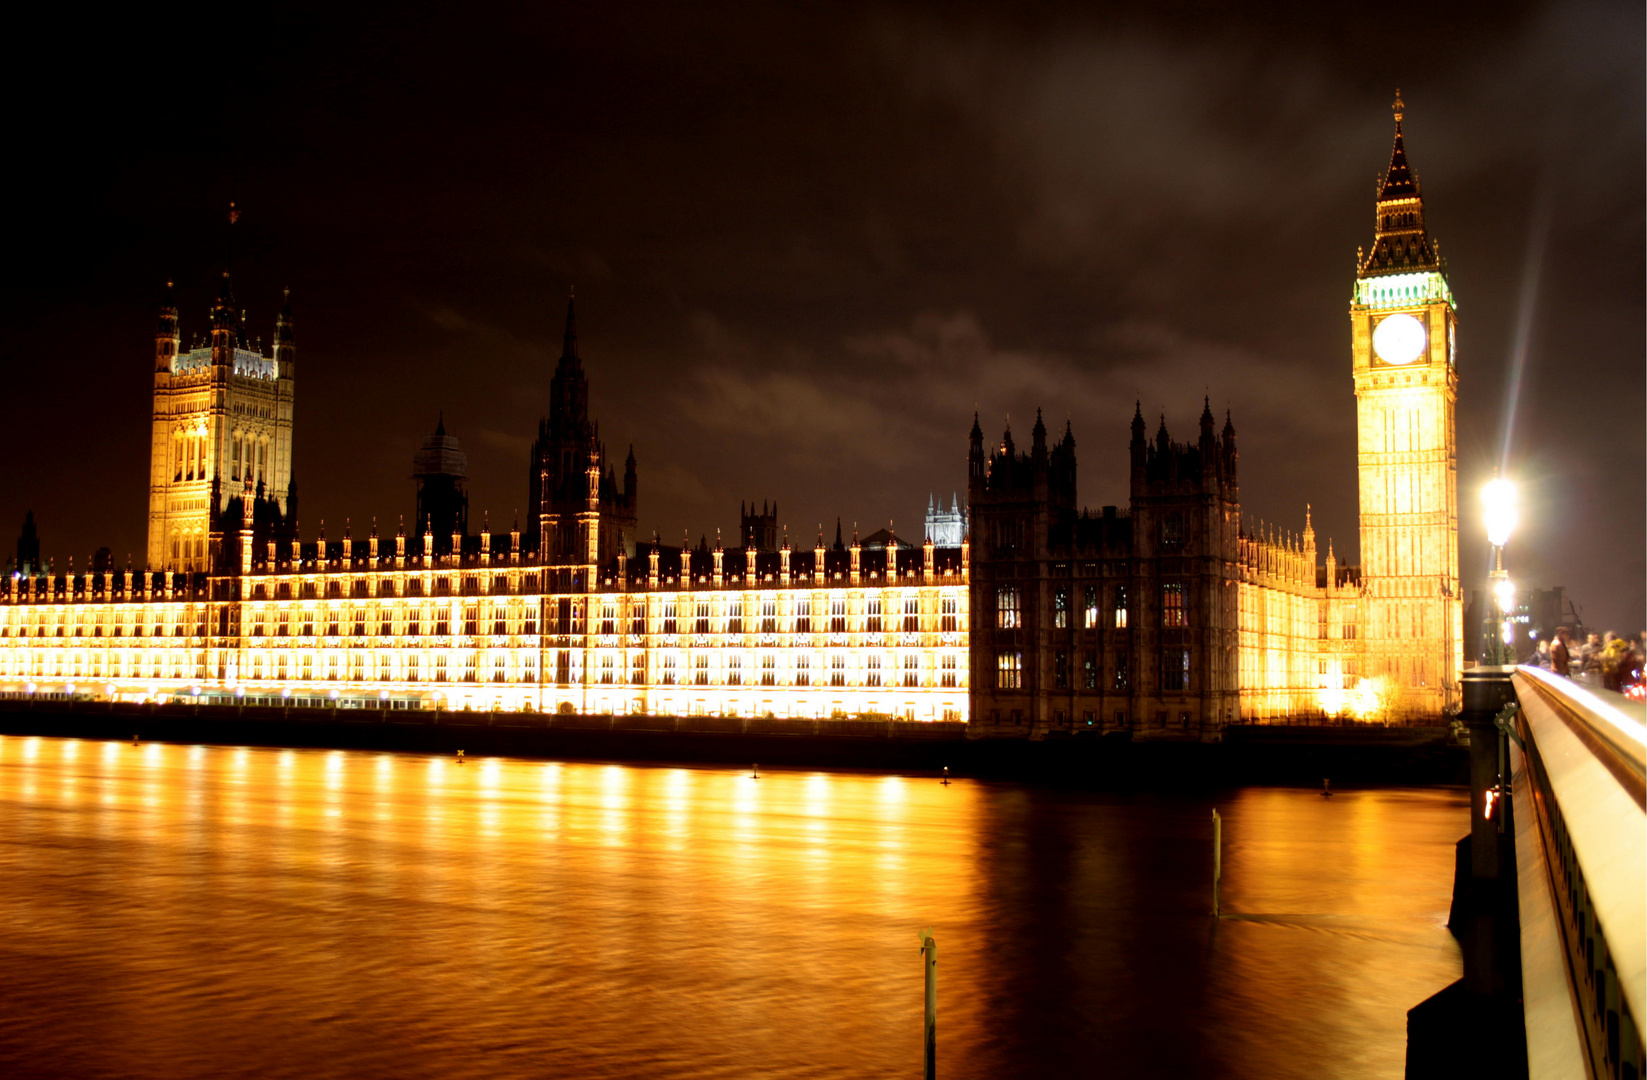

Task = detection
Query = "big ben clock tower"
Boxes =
[1351,91,1463,717]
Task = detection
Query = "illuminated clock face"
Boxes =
[1372,312,1427,365]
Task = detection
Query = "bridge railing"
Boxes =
[1509,666,1644,1080]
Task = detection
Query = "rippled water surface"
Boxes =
[0,736,1465,1078]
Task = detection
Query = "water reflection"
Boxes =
[0,737,1462,1079]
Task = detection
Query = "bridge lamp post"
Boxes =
[1482,477,1518,665]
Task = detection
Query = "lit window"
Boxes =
[601,654,615,684]
[995,651,1022,689]
[1162,584,1186,628]
[995,587,1020,629]
[1054,588,1068,629]
[1083,586,1098,629]
[1114,587,1128,629]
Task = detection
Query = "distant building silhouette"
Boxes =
[413,416,468,556]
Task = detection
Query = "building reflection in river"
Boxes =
[0,736,1462,1079]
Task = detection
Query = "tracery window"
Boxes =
[995,587,1020,629]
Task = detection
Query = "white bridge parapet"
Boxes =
[1508,666,1644,1080]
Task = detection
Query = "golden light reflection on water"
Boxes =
[0,736,1464,1080]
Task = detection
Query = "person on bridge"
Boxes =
[1527,639,1552,670]
[1551,628,1572,678]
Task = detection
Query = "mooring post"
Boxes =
[1212,808,1221,918]
[919,928,936,1080]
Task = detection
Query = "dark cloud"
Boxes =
[4,0,1642,630]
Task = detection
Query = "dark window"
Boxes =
[1114,652,1129,692]
[1161,513,1184,551]
[1083,650,1098,690]
[1160,648,1190,692]
[1053,651,1069,689]
[795,599,811,634]
[866,598,882,633]
[1054,587,1069,629]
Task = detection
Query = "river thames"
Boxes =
[0,736,1465,1078]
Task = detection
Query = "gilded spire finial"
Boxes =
[1392,88,1404,126]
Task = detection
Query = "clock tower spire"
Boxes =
[1351,91,1463,718]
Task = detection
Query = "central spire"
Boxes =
[560,290,580,367]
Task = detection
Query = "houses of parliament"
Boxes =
[0,99,1462,735]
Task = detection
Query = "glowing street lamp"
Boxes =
[1482,477,1517,549]
[1482,476,1518,664]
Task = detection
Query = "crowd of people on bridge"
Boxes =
[1529,629,1646,698]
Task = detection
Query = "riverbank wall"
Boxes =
[0,700,1468,786]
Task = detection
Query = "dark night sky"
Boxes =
[5,1,1643,631]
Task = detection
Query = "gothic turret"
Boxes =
[527,294,637,563]
[273,289,295,380]
[155,282,179,373]
[968,413,985,485]
[210,272,240,364]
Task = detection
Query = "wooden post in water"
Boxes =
[919,928,937,1079]
[1211,808,1221,918]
